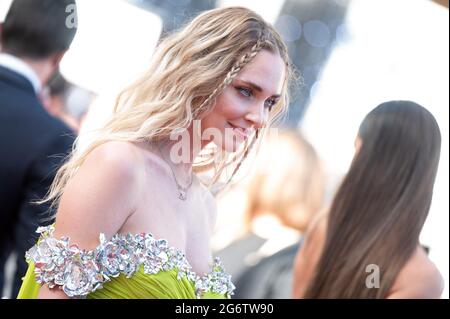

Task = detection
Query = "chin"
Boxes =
[207,124,247,153]
[219,136,245,153]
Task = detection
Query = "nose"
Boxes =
[244,102,267,129]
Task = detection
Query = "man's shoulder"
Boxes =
[1,85,73,135]
[0,88,74,158]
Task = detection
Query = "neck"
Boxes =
[155,121,207,174]
[20,57,54,86]
[190,119,214,160]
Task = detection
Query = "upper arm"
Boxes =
[54,141,141,246]
[38,141,142,298]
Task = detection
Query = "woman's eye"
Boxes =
[265,99,277,111]
[237,87,252,97]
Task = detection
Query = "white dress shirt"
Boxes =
[0,53,41,93]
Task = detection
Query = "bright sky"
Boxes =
[59,0,162,94]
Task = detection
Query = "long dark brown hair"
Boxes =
[304,101,441,298]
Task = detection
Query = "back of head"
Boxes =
[355,101,441,227]
[1,0,77,59]
[305,100,441,298]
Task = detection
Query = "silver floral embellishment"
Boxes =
[26,225,235,299]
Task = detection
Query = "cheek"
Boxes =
[201,90,249,131]
[216,92,248,120]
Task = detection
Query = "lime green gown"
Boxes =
[17,226,235,299]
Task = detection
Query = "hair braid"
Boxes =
[224,128,262,185]
[194,32,267,119]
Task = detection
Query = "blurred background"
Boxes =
[0,0,448,298]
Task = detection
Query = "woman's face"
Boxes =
[201,49,286,152]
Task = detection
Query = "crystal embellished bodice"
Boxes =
[21,225,235,299]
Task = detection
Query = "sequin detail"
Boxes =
[25,226,235,299]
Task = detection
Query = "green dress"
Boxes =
[17,226,234,299]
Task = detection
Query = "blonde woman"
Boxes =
[17,7,293,299]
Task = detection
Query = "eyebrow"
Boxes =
[237,79,281,98]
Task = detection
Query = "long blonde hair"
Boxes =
[41,7,295,211]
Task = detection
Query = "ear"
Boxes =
[50,51,67,68]
[354,136,362,154]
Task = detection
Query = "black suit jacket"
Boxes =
[0,65,75,296]
[232,241,302,299]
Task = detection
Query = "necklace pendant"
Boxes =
[178,190,187,201]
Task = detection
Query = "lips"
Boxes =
[227,122,251,139]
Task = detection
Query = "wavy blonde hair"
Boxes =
[40,6,295,211]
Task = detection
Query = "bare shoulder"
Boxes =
[76,140,144,193]
[85,140,143,170]
[388,246,444,299]
[54,141,144,248]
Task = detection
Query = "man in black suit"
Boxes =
[0,0,77,298]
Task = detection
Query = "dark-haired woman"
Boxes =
[293,100,443,298]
